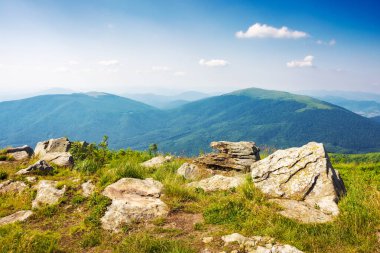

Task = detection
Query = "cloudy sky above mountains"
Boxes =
[0,0,379,95]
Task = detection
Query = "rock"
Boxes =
[41,152,74,167]
[101,178,169,232]
[202,237,214,244]
[34,137,73,167]
[34,137,71,157]
[0,180,28,194]
[26,176,37,183]
[32,180,66,209]
[16,160,53,175]
[141,156,173,168]
[195,141,260,172]
[0,210,33,226]
[250,142,346,223]
[81,180,95,197]
[177,163,208,180]
[5,145,33,160]
[187,175,245,192]
[221,233,303,253]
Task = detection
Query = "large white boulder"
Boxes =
[32,180,66,209]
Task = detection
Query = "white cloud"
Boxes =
[54,67,69,73]
[68,60,79,65]
[173,71,186,76]
[286,55,314,68]
[152,66,171,72]
[316,39,336,46]
[97,60,120,66]
[199,59,229,67]
[236,23,308,39]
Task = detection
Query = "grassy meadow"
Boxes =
[0,140,379,253]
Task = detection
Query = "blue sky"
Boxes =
[0,0,379,95]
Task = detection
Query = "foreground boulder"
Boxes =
[5,145,33,160]
[32,180,66,209]
[195,141,260,171]
[141,156,173,168]
[0,180,28,194]
[251,142,346,223]
[0,210,33,226]
[221,233,303,253]
[34,137,73,166]
[101,178,169,232]
[16,160,53,175]
[187,175,245,192]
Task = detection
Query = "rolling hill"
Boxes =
[1,88,380,154]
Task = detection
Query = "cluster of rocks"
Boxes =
[179,141,346,223]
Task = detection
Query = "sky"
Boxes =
[0,0,379,96]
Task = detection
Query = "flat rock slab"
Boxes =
[41,152,74,167]
[0,180,28,194]
[16,160,53,175]
[101,178,169,232]
[32,180,66,209]
[6,145,33,160]
[141,156,173,168]
[221,233,303,253]
[251,142,346,223]
[0,210,33,226]
[187,174,245,192]
[34,137,71,157]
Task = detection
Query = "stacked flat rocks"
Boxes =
[251,142,346,223]
[34,137,74,167]
[195,141,260,172]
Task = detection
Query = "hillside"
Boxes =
[372,116,380,123]
[1,88,380,154]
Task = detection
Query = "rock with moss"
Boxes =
[32,180,66,209]
[250,142,346,223]
[0,180,28,194]
[101,178,169,232]
[141,155,173,168]
[187,174,245,192]
[0,210,33,226]
[195,141,260,172]
[16,160,53,175]
[34,137,73,167]
[5,145,34,161]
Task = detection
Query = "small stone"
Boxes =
[81,180,95,197]
[0,180,28,194]
[16,160,53,175]
[141,156,173,168]
[202,237,214,244]
[26,176,37,183]
[0,210,33,225]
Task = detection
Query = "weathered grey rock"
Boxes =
[221,233,303,253]
[16,160,53,175]
[177,163,207,180]
[141,156,173,168]
[34,137,71,157]
[187,175,245,192]
[251,142,346,223]
[0,210,33,226]
[32,180,66,209]
[195,141,260,171]
[34,137,73,167]
[26,176,37,183]
[0,180,28,194]
[101,178,169,232]
[81,180,95,197]
[41,152,73,167]
[6,145,33,160]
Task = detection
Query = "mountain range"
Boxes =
[1,88,380,155]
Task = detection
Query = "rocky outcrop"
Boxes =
[141,156,173,168]
[16,160,53,175]
[221,233,303,253]
[81,180,95,197]
[251,142,346,223]
[5,145,33,160]
[34,137,73,167]
[101,178,169,232]
[195,141,260,171]
[32,180,66,209]
[177,162,212,180]
[187,175,245,192]
[0,180,28,194]
[0,210,33,226]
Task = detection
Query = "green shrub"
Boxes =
[0,171,8,180]
[84,193,111,228]
[80,229,101,248]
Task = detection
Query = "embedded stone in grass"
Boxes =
[81,180,96,197]
[16,160,53,175]
[32,180,66,209]
[177,162,210,180]
[140,155,173,168]
[0,180,28,194]
[251,142,346,223]
[100,178,169,232]
[187,174,245,192]
[0,210,33,226]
